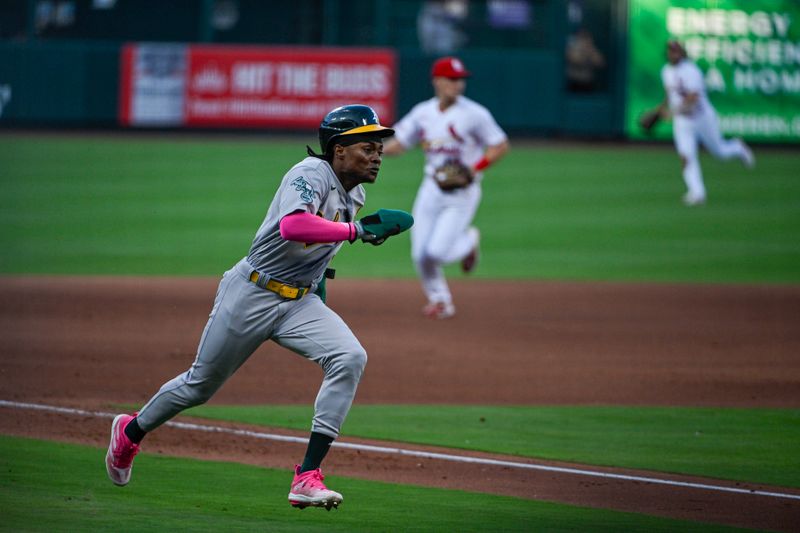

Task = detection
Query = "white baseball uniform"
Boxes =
[661,58,751,203]
[391,95,507,309]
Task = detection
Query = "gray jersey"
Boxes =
[247,156,365,287]
[136,154,370,441]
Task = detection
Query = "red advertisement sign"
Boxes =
[120,44,397,129]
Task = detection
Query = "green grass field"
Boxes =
[1,436,753,533]
[179,404,800,489]
[1,133,798,530]
[1,134,798,281]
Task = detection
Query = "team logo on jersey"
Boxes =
[422,138,462,158]
[448,124,465,143]
[291,176,314,203]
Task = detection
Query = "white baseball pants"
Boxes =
[411,178,481,306]
[673,108,748,200]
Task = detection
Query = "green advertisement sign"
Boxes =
[626,0,800,142]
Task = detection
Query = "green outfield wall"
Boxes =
[0,40,622,136]
[0,41,117,125]
[627,0,800,142]
[9,0,795,142]
[0,0,628,136]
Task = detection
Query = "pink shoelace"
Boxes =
[113,422,140,468]
[295,468,327,490]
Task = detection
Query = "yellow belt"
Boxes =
[249,271,308,300]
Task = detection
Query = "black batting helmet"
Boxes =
[317,104,394,156]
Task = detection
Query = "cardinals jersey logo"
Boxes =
[420,124,465,159]
[448,124,465,143]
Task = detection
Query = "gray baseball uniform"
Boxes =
[136,156,367,439]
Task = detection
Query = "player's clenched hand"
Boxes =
[353,209,414,246]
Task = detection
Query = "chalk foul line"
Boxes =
[2,399,799,502]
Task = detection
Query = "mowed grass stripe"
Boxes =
[1,135,798,281]
[0,436,751,533]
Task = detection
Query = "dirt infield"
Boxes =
[1,277,799,530]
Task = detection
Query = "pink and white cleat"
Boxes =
[288,465,343,511]
[105,413,140,486]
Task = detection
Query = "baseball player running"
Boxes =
[384,56,509,319]
[105,104,412,511]
[658,39,754,206]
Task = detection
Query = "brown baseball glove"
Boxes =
[638,107,663,134]
[433,160,473,191]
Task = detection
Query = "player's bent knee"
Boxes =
[320,345,367,381]
[334,347,368,382]
[423,249,449,265]
[414,250,434,263]
[345,347,368,374]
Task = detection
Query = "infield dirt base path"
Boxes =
[1,277,799,531]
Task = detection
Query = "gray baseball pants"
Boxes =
[135,258,367,439]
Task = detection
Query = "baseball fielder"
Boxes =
[660,39,754,206]
[384,56,509,319]
[105,104,412,511]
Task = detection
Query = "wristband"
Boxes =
[473,156,490,172]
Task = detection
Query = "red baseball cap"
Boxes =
[431,57,471,79]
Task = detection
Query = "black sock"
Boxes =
[124,416,147,444]
[299,432,334,473]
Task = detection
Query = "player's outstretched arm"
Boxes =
[279,212,358,243]
[353,209,414,246]
[279,210,413,246]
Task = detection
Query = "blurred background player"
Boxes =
[384,56,509,319]
[105,104,412,510]
[659,39,754,206]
